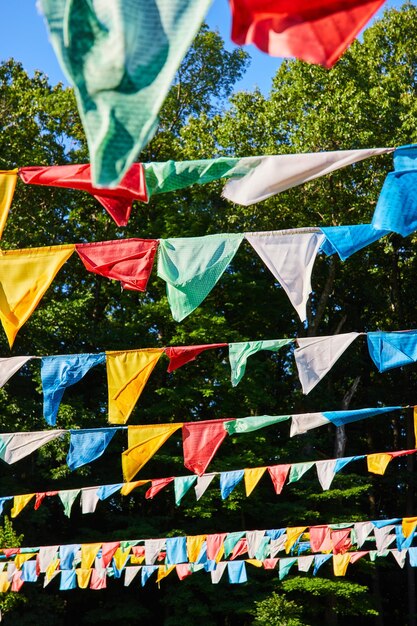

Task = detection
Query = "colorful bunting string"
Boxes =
[0,405,405,477]
[2,445,415,520]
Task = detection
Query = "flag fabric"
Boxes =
[0,169,18,238]
[228,339,293,386]
[75,239,158,290]
[367,331,417,372]
[39,0,212,188]
[229,0,386,68]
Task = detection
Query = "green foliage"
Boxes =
[252,592,308,626]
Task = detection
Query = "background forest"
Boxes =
[1,3,417,625]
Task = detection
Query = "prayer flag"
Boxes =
[228,339,293,386]
[76,239,158,290]
[0,244,74,347]
[123,424,182,481]
[165,343,227,372]
[107,349,164,424]
[157,234,243,321]
[67,428,116,470]
[183,419,231,475]
[0,169,17,238]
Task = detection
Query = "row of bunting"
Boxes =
[3,145,417,236]
[4,330,417,428]
[0,405,404,478]
[3,444,416,520]
[37,0,388,188]
[3,514,417,591]
[4,548,417,591]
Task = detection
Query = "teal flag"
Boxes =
[40,0,211,187]
[174,475,197,506]
[143,157,259,196]
[157,234,244,321]
[224,414,291,436]
[58,490,80,518]
[288,462,315,483]
[229,339,293,386]
[279,557,297,580]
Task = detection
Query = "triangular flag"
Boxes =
[122,424,182,481]
[354,522,374,548]
[321,223,388,261]
[76,569,92,589]
[145,477,175,500]
[228,339,293,386]
[157,234,244,321]
[288,462,315,483]
[402,517,417,538]
[0,169,17,238]
[0,356,33,388]
[225,414,291,435]
[367,453,392,475]
[106,349,164,424]
[187,535,207,562]
[333,553,351,577]
[183,419,231,476]
[101,542,120,569]
[41,353,105,426]
[246,531,265,559]
[10,494,35,518]
[124,566,141,586]
[90,569,107,590]
[165,343,227,373]
[392,549,407,568]
[19,164,148,225]
[285,527,307,553]
[174,476,197,506]
[297,555,315,572]
[39,0,212,188]
[58,489,80,517]
[207,534,227,561]
[367,331,417,372]
[81,544,102,570]
[67,428,116,470]
[145,539,166,565]
[229,2,385,68]
[268,465,290,494]
[0,430,66,464]
[75,239,158,290]
[120,480,150,496]
[246,230,325,321]
[0,244,74,347]
[244,467,266,496]
[316,460,338,490]
[309,526,332,552]
[210,562,227,584]
[80,487,100,514]
[294,332,360,394]
[194,473,216,501]
[279,557,297,580]
[220,470,244,499]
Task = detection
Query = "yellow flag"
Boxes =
[122,423,182,481]
[130,555,145,565]
[0,572,10,592]
[285,527,307,553]
[120,480,150,496]
[81,543,102,570]
[76,568,92,589]
[333,553,350,576]
[113,547,131,571]
[14,553,34,569]
[0,170,17,239]
[246,559,263,568]
[402,516,417,538]
[0,244,75,347]
[367,453,392,475]
[45,558,60,584]
[186,535,206,563]
[156,565,175,584]
[244,467,266,496]
[106,349,164,424]
[11,493,35,518]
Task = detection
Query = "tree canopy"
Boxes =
[1,4,417,625]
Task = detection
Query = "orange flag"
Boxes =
[0,169,17,238]
[0,244,74,347]
[122,424,182,481]
[106,349,164,423]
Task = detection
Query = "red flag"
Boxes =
[230,538,248,560]
[34,491,59,510]
[101,542,120,568]
[263,558,278,569]
[19,163,148,226]
[230,0,385,68]
[331,529,352,554]
[389,449,417,459]
[183,419,232,476]
[176,564,193,580]
[165,344,227,373]
[309,525,331,552]
[145,477,175,499]
[75,238,158,291]
[206,533,227,560]
[267,464,290,494]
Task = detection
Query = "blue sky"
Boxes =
[0,1,406,95]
